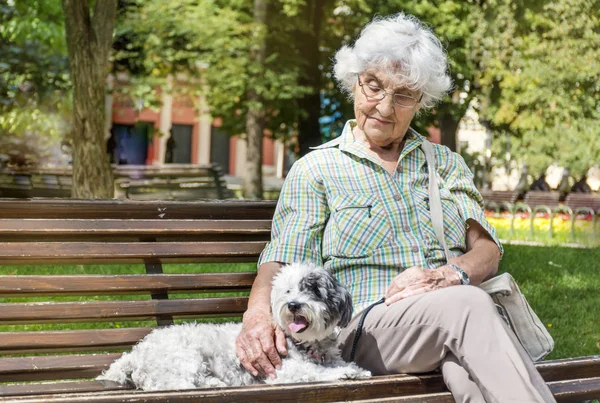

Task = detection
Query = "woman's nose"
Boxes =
[377,95,395,117]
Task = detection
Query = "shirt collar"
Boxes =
[310,120,425,165]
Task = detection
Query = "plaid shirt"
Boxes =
[259,120,502,314]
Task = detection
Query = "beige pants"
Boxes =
[338,286,556,403]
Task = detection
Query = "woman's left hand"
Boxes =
[385,265,460,305]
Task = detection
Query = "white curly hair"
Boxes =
[333,13,452,110]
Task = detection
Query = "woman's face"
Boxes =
[353,70,421,148]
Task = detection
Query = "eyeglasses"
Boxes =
[357,75,422,108]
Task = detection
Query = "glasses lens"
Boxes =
[393,94,416,108]
[362,84,384,99]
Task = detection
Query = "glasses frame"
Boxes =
[357,75,423,109]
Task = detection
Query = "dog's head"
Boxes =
[271,262,353,343]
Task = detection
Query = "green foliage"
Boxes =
[0,0,71,164]
[115,0,312,139]
[471,0,600,175]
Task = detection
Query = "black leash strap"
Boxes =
[349,297,386,362]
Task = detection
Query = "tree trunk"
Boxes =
[62,0,116,198]
[244,95,264,200]
[243,0,268,199]
[297,0,325,157]
[439,112,460,152]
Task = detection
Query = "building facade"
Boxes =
[106,75,285,178]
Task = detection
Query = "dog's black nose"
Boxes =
[287,301,301,312]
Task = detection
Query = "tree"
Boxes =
[61,0,117,198]
[244,0,268,199]
[471,0,600,176]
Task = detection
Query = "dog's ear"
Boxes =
[336,282,353,328]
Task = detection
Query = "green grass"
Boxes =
[1,251,598,360]
[499,244,600,359]
[495,227,600,247]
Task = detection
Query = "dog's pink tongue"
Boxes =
[288,317,308,333]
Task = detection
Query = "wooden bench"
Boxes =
[1,164,234,200]
[524,191,562,210]
[115,164,234,200]
[564,193,600,213]
[0,171,72,198]
[0,199,599,402]
[480,190,521,214]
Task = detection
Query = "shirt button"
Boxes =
[394,194,402,201]
[412,245,419,253]
[397,166,403,173]
[403,225,411,232]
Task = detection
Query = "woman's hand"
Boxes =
[385,265,461,305]
[235,308,288,379]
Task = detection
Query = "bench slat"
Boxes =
[0,380,129,398]
[536,355,600,381]
[0,200,277,219]
[0,273,256,296]
[0,219,272,234]
[0,242,266,265]
[0,297,248,324]
[1,354,598,391]
[0,354,122,382]
[0,373,447,401]
[0,328,154,354]
[5,376,600,402]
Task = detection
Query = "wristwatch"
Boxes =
[447,263,470,285]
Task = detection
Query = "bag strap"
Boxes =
[421,140,451,262]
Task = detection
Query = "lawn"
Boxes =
[0,244,598,360]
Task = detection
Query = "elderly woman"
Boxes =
[236,13,555,403]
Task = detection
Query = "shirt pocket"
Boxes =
[439,188,467,250]
[326,194,391,258]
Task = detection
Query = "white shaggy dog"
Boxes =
[98,262,370,390]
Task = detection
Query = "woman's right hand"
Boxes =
[235,308,288,378]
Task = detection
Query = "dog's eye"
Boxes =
[286,289,290,294]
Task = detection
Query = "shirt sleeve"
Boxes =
[436,146,504,257]
[258,156,329,268]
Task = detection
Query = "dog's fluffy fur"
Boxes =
[98,262,370,390]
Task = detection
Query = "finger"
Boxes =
[251,342,276,378]
[237,347,259,377]
[275,326,288,356]
[259,334,282,369]
[386,285,429,305]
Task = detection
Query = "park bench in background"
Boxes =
[480,190,521,213]
[524,191,562,210]
[0,171,72,198]
[0,164,234,200]
[564,193,600,213]
[480,190,521,205]
[0,199,599,402]
[115,164,235,199]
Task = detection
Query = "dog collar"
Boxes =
[291,339,326,364]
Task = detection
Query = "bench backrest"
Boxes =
[0,200,275,393]
[524,191,562,209]
[564,193,600,212]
